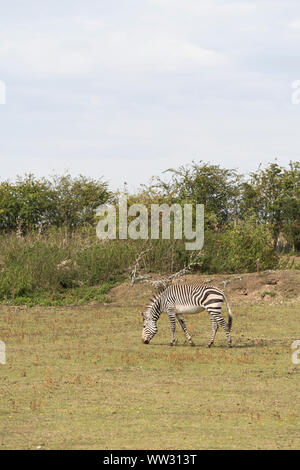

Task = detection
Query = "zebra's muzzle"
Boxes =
[142,339,149,344]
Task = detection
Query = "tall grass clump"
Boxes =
[201,219,279,273]
[0,219,280,306]
[0,228,130,305]
[0,229,190,305]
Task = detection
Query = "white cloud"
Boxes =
[289,19,300,29]
[0,25,225,78]
[148,0,255,16]
[0,0,299,189]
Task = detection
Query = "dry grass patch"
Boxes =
[0,279,300,449]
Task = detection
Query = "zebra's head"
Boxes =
[141,309,158,344]
[141,294,161,344]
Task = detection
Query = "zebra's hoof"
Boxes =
[207,343,212,348]
[169,342,174,347]
[190,342,195,347]
[227,344,232,348]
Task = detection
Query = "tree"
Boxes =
[152,161,242,227]
[0,174,56,232]
[240,161,300,250]
[51,174,111,229]
[0,173,111,232]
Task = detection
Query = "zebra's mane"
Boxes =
[146,291,162,308]
[142,291,163,319]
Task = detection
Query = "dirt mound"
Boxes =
[111,269,300,306]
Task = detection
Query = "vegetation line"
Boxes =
[0,161,299,305]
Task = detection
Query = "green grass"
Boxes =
[2,282,116,307]
[0,227,289,307]
[260,291,276,299]
[0,230,133,305]
[0,230,190,305]
[0,289,299,450]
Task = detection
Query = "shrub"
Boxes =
[201,219,279,273]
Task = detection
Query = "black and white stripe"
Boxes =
[141,284,233,347]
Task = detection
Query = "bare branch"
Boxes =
[133,251,203,292]
[220,276,243,291]
[130,247,152,286]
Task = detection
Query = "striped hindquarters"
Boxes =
[163,284,225,310]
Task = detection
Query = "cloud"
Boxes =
[0,24,225,78]
[148,0,256,18]
[0,0,299,190]
[289,19,300,29]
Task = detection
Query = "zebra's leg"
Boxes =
[207,318,218,348]
[209,310,232,348]
[223,319,232,348]
[167,310,177,346]
[176,314,195,346]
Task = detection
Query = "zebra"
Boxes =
[141,284,233,348]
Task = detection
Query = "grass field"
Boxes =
[0,279,299,450]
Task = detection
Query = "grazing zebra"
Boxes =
[141,284,233,348]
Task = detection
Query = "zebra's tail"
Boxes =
[224,294,233,331]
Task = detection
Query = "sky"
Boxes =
[0,0,300,191]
